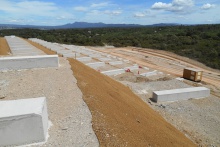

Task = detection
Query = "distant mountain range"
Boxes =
[0,22,180,30]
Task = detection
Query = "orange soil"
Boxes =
[0,37,11,55]
[68,58,195,147]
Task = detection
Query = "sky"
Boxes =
[0,0,219,26]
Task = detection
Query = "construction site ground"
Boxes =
[87,46,220,146]
[1,37,220,146]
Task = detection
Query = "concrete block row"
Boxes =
[89,54,103,58]
[140,70,157,77]
[0,55,59,71]
[99,57,112,62]
[76,57,92,62]
[124,65,139,71]
[108,61,124,65]
[5,36,45,56]
[62,53,81,58]
[101,69,125,76]
[153,87,210,102]
[86,62,105,68]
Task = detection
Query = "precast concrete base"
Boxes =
[140,70,157,77]
[0,55,59,71]
[101,69,125,76]
[0,97,48,146]
[62,53,80,58]
[109,61,124,65]
[153,87,210,102]
[124,65,139,71]
[86,62,105,68]
[99,57,112,62]
[76,57,92,62]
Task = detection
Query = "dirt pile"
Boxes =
[68,58,195,147]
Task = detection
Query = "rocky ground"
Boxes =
[112,72,220,147]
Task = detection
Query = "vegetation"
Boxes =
[0,24,220,69]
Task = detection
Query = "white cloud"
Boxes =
[151,2,172,9]
[151,0,194,13]
[0,0,58,16]
[91,2,109,8]
[104,10,122,16]
[134,12,146,18]
[201,3,215,10]
[74,6,88,11]
[172,0,194,7]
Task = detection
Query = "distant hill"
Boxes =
[0,22,180,30]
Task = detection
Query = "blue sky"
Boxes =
[0,0,219,26]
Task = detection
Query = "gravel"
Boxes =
[152,96,220,147]
[0,57,99,147]
[113,74,220,147]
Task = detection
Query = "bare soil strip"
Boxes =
[68,58,195,147]
[0,37,11,55]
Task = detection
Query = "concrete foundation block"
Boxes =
[153,87,210,102]
[0,97,48,146]
[108,61,124,65]
[89,54,102,58]
[123,59,130,63]
[0,55,59,71]
[140,70,157,77]
[101,69,125,76]
[124,65,139,71]
[86,62,105,68]
[62,53,80,58]
[99,57,112,62]
[56,50,72,54]
[76,57,92,62]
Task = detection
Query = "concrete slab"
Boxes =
[0,55,59,71]
[89,54,103,58]
[56,50,72,54]
[76,57,92,62]
[0,97,48,146]
[62,53,81,58]
[99,57,112,62]
[108,61,124,65]
[86,62,105,68]
[101,69,125,76]
[5,36,45,56]
[124,65,139,71]
[140,70,157,77]
[153,87,210,102]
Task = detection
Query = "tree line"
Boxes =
[0,24,220,69]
